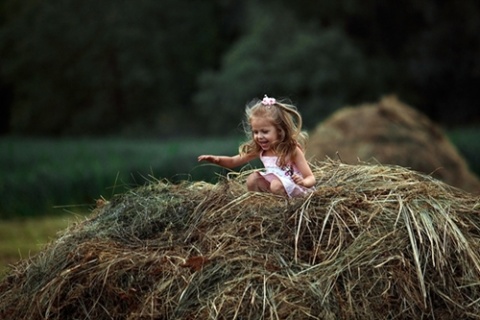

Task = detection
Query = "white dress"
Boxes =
[259,153,315,197]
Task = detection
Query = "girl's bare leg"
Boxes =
[269,178,287,196]
[246,172,270,192]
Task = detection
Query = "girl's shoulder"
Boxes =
[290,145,304,157]
[295,143,305,153]
[289,145,306,163]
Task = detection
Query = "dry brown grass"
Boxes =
[1,160,480,319]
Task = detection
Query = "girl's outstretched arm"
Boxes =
[198,153,256,169]
[291,146,316,188]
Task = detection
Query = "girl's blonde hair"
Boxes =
[239,97,308,167]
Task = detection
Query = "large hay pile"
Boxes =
[307,96,480,194]
[1,161,480,319]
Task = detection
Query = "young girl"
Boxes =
[198,95,316,197]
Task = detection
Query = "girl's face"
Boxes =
[250,116,280,151]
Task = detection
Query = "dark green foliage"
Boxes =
[448,127,480,178]
[0,0,479,133]
[194,2,392,132]
[0,0,223,135]
[277,0,480,124]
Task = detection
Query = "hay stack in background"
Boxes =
[307,96,480,194]
[1,161,480,319]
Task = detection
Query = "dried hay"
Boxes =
[1,160,480,319]
[307,95,480,194]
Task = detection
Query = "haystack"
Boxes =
[307,96,480,194]
[1,161,480,319]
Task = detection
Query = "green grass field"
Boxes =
[0,213,85,277]
[0,136,243,219]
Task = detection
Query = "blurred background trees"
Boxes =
[1,0,479,137]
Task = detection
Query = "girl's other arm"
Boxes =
[291,147,316,188]
[198,153,255,169]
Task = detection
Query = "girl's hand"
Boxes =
[292,173,315,188]
[291,174,305,186]
[198,155,219,163]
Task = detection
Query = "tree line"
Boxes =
[1,0,479,136]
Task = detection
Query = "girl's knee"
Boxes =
[246,172,268,192]
[246,172,259,190]
[270,180,286,196]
